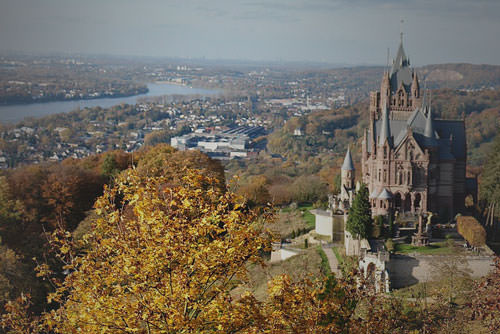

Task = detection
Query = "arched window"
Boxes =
[414,193,421,210]
[395,193,402,210]
[384,146,387,159]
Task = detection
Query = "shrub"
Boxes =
[456,216,486,247]
[385,238,395,252]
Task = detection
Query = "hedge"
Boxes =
[457,216,486,247]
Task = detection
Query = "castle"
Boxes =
[339,36,469,219]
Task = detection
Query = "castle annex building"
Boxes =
[353,37,469,218]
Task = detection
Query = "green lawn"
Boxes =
[316,246,331,274]
[280,204,315,229]
[332,246,343,264]
[300,206,315,229]
[394,242,456,255]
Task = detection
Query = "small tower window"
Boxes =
[383,146,387,159]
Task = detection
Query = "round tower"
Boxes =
[341,147,355,201]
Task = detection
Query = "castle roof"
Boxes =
[377,188,393,200]
[369,106,466,161]
[423,98,439,147]
[342,147,355,171]
[369,188,380,199]
[390,38,413,93]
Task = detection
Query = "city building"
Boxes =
[170,126,265,160]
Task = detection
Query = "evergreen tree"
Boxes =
[387,214,394,238]
[346,183,373,239]
[101,153,118,178]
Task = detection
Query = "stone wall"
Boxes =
[387,254,494,288]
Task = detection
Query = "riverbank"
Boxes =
[0,82,220,124]
[0,87,149,107]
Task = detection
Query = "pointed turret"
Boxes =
[341,147,355,205]
[392,37,410,74]
[424,105,434,138]
[380,71,391,100]
[424,103,438,146]
[342,147,354,171]
[411,71,420,98]
[378,103,392,147]
[389,35,413,95]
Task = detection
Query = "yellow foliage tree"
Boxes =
[38,168,274,333]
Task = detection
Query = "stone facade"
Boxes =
[358,37,467,218]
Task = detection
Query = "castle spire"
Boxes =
[378,103,392,147]
[412,70,420,98]
[342,146,354,171]
[424,92,438,146]
[392,26,409,74]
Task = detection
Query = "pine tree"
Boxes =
[346,183,373,239]
[387,214,394,238]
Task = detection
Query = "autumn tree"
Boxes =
[237,175,271,206]
[37,168,274,333]
[135,144,226,190]
[0,242,30,307]
[346,184,372,239]
[0,176,25,249]
[290,175,327,204]
[257,274,359,334]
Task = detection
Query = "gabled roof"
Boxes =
[377,188,393,200]
[369,188,380,199]
[342,147,355,171]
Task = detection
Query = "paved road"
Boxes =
[321,244,342,278]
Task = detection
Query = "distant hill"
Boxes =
[420,63,500,90]
[319,63,500,102]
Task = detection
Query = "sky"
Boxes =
[1,0,500,65]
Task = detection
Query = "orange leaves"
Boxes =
[15,164,407,333]
[37,167,274,333]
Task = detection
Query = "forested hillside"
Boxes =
[264,87,499,166]
[0,144,500,333]
[0,144,224,314]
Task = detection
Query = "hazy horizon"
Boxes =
[1,0,500,66]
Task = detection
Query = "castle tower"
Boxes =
[341,147,355,205]
[360,34,467,218]
[369,34,423,122]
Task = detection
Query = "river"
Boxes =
[0,83,220,124]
